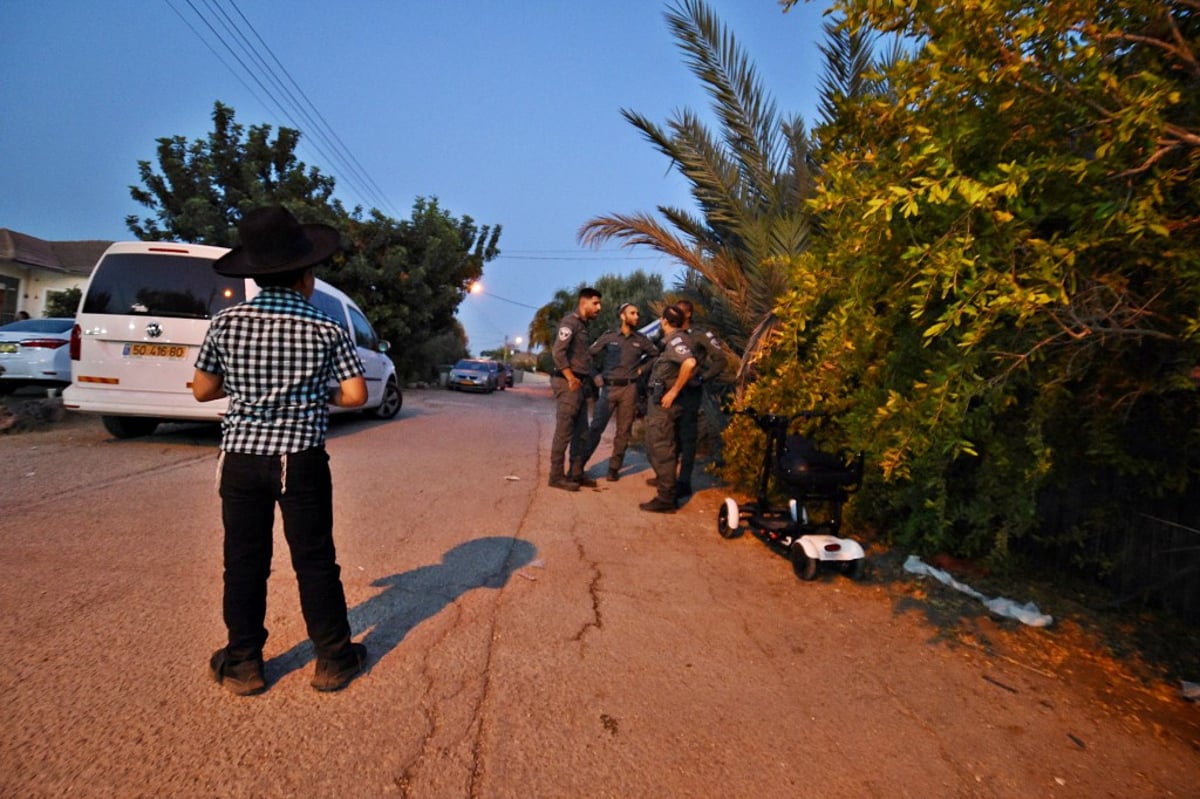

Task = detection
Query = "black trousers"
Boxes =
[218,448,353,663]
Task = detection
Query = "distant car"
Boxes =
[0,317,74,393]
[500,362,514,387]
[448,359,497,393]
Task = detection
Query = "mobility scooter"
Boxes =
[717,408,866,581]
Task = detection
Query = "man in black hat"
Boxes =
[579,302,655,481]
[193,205,368,695]
[640,305,696,513]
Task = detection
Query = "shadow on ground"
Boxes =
[267,536,537,683]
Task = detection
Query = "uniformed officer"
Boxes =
[640,305,697,513]
[580,302,656,482]
[549,287,602,491]
[673,299,732,498]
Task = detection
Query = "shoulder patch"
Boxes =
[557,326,572,341]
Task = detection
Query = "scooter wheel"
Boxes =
[717,498,742,539]
[790,539,819,581]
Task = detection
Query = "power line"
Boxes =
[224,0,398,216]
[166,0,397,216]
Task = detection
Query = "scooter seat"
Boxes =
[777,436,858,490]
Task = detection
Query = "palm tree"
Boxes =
[577,0,815,355]
[527,288,577,351]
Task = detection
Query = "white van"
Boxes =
[63,240,402,438]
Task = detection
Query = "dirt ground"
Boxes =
[9,388,1200,791]
[864,547,1200,754]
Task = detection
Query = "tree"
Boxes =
[578,0,815,355]
[736,0,1200,565]
[321,198,500,381]
[44,287,81,318]
[127,102,340,244]
[127,102,503,381]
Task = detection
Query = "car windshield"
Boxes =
[454,361,487,372]
[0,318,74,334]
[82,253,246,319]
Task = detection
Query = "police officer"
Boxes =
[640,305,697,513]
[673,299,732,498]
[580,302,655,482]
[549,287,602,491]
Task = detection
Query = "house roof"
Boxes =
[0,228,111,276]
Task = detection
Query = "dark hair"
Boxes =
[579,287,601,300]
[662,305,685,327]
[253,266,310,289]
[675,300,694,319]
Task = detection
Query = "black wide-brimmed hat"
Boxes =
[213,205,340,276]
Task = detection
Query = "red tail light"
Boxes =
[70,324,81,360]
[20,338,69,349]
[824,542,842,553]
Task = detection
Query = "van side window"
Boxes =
[82,253,245,318]
[349,307,379,350]
[309,290,349,332]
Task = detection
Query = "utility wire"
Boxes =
[167,0,396,215]
[188,0,388,212]
[224,0,398,216]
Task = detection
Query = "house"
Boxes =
[0,228,111,323]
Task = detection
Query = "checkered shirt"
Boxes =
[195,287,365,455]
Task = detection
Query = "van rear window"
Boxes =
[82,253,246,319]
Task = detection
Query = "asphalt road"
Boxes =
[1,384,1197,798]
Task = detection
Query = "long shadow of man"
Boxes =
[268,536,537,683]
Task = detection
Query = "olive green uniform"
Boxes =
[676,325,731,491]
[645,331,695,504]
[550,310,593,482]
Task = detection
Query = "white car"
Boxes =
[0,317,74,393]
[63,240,402,438]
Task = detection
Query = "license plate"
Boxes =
[124,343,188,359]
[0,343,16,354]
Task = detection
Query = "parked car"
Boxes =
[486,359,506,391]
[62,240,402,438]
[0,317,74,393]
[447,358,498,393]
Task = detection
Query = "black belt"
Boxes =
[604,378,632,387]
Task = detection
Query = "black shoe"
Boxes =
[572,473,599,488]
[606,468,620,482]
[312,643,367,692]
[210,648,266,696]
[639,497,677,513]
[676,482,693,498]
[549,477,580,492]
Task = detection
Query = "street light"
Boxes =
[503,335,523,363]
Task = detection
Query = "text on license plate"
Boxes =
[124,343,188,359]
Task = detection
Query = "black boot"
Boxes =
[570,462,598,488]
[548,475,580,492]
[638,496,677,513]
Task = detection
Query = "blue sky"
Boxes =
[2,0,832,353]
